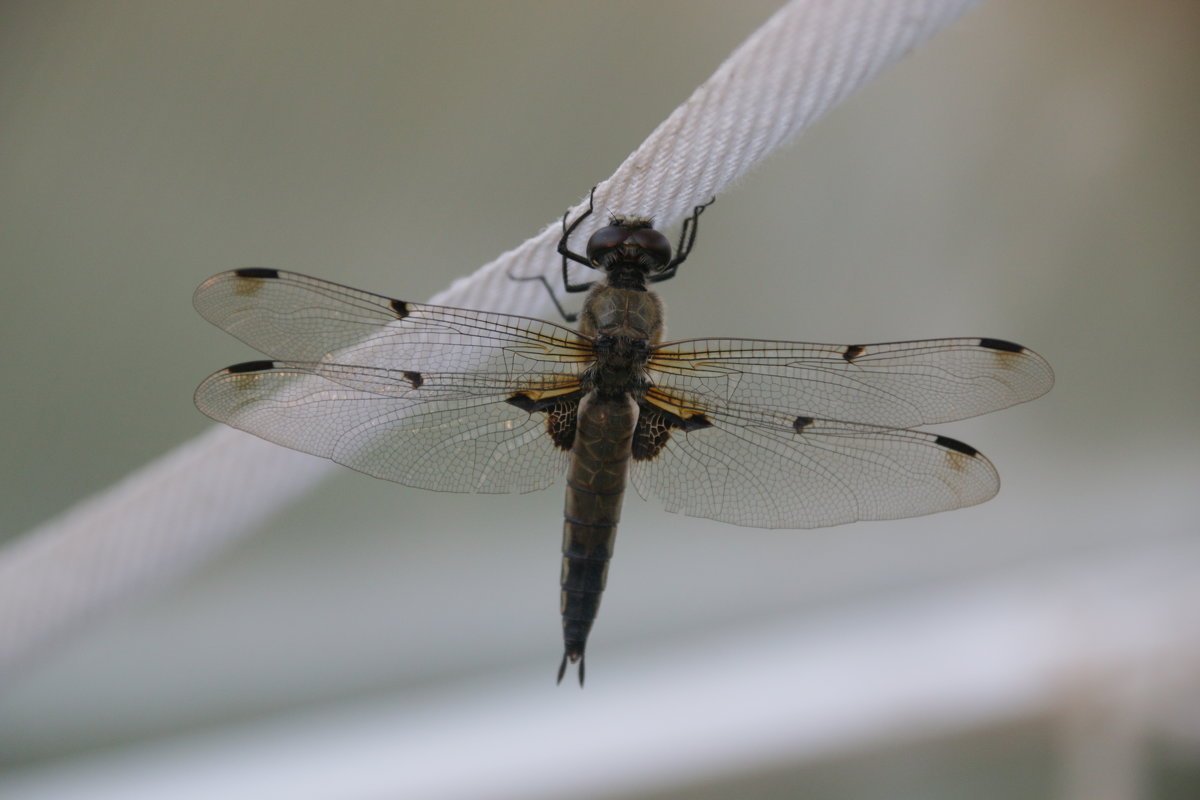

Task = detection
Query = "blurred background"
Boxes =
[1,0,1197,798]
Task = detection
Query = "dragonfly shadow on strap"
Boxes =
[507,186,715,323]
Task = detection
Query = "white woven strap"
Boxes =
[0,0,984,680]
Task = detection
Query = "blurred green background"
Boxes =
[1,1,1197,797]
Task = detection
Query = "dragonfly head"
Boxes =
[586,216,672,278]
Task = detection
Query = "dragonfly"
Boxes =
[194,192,1054,685]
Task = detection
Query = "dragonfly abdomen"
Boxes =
[558,392,637,685]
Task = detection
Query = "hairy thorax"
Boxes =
[579,285,664,343]
[578,285,663,399]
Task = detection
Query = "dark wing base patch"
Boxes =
[506,391,582,451]
[633,401,712,461]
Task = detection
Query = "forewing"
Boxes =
[648,337,1053,429]
[194,269,592,378]
[629,398,999,529]
[195,360,577,493]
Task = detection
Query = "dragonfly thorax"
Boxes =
[581,333,652,399]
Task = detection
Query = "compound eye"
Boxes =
[629,228,672,270]
[585,225,628,263]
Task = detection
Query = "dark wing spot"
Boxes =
[403,371,423,389]
[225,360,276,374]
[934,435,979,457]
[505,393,539,413]
[978,337,1025,354]
[633,406,672,460]
[793,415,814,432]
[233,268,279,280]
[545,395,580,450]
[633,403,712,461]
[389,299,409,318]
[506,391,581,451]
[843,344,865,362]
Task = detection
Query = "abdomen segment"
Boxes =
[559,393,637,685]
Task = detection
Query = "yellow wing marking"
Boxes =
[511,378,584,404]
[643,386,710,424]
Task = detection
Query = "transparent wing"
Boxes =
[648,337,1053,429]
[194,269,593,377]
[194,269,592,493]
[195,360,575,493]
[630,400,999,530]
